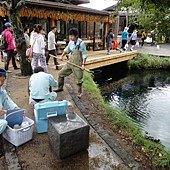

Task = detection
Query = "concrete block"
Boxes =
[48,114,90,159]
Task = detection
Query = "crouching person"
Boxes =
[0,68,18,134]
[0,69,18,155]
[29,66,58,105]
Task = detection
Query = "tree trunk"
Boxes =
[8,1,32,76]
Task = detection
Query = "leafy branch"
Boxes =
[14,0,25,11]
[0,1,10,10]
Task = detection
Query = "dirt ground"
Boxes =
[0,56,166,170]
[1,62,130,170]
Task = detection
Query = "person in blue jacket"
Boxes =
[121,27,129,50]
[0,68,18,134]
[0,68,18,156]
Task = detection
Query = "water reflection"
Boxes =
[100,71,170,149]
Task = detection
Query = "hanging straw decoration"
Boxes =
[0,7,8,17]
[0,6,114,23]
[19,7,113,23]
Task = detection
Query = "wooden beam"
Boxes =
[56,51,137,70]
[85,51,137,69]
[51,19,55,27]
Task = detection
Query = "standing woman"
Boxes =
[130,30,138,51]
[24,26,30,48]
[121,27,129,50]
[32,24,47,72]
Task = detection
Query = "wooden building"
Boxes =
[0,0,114,51]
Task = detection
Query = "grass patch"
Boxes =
[83,72,170,168]
[128,53,170,70]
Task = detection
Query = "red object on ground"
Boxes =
[112,39,119,50]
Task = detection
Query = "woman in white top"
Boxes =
[130,30,138,51]
[32,24,47,72]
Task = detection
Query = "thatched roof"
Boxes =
[25,0,110,16]
[69,0,90,5]
[46,0,90,5]
[0,0,114,23]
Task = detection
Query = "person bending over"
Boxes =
[0,68,18,134]
[0,68,18,156]
[29,66,58,104]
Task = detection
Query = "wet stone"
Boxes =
[48,114,90,159]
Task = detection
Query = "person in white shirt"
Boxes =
[130,30,138,51]
[32,24,47,72]
[46,26,59,65]
[29,66,58,105]
[30,24,37,46]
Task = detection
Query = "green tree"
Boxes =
[118,0,170,42]
[143,0,170,8]
[1,0,32,76]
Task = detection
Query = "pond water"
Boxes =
[95,64,170,150]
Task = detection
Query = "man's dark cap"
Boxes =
[0,69,6,76]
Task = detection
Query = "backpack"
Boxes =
[144,35,147,40]
[143,32,147,40]
[0,31,8,50]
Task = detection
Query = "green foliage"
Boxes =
[118,0,170,40]
[83,72,170,167]
[128,53,170,70]
[143,0,170,8]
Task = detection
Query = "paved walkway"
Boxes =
[138,44,170,57]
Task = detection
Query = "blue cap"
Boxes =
[4,22,12,27]
[0,68,6,76]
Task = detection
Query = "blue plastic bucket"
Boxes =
[6,109,24,127]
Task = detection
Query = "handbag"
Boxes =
[0,31,8,50]
[26,39,36,58]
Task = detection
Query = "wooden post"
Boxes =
[126,8,129,27]
[93,22,96,51]
[104,23,108,49]
[51,19,55,27]
[103,23,106,50]
[115,15,120,39]
[86,21,88,38]
[78,21,81,38]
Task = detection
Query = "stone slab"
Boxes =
[48,114,90,159]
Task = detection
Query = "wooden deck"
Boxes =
[56,50,137,70]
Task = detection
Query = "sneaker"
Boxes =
[55,62,60,66]
[77,93,83,99]
[14,67,20,70]
[6,70,12,73]
[107,52,111,55]
[66,55,69,60]
[54,88,64,93]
